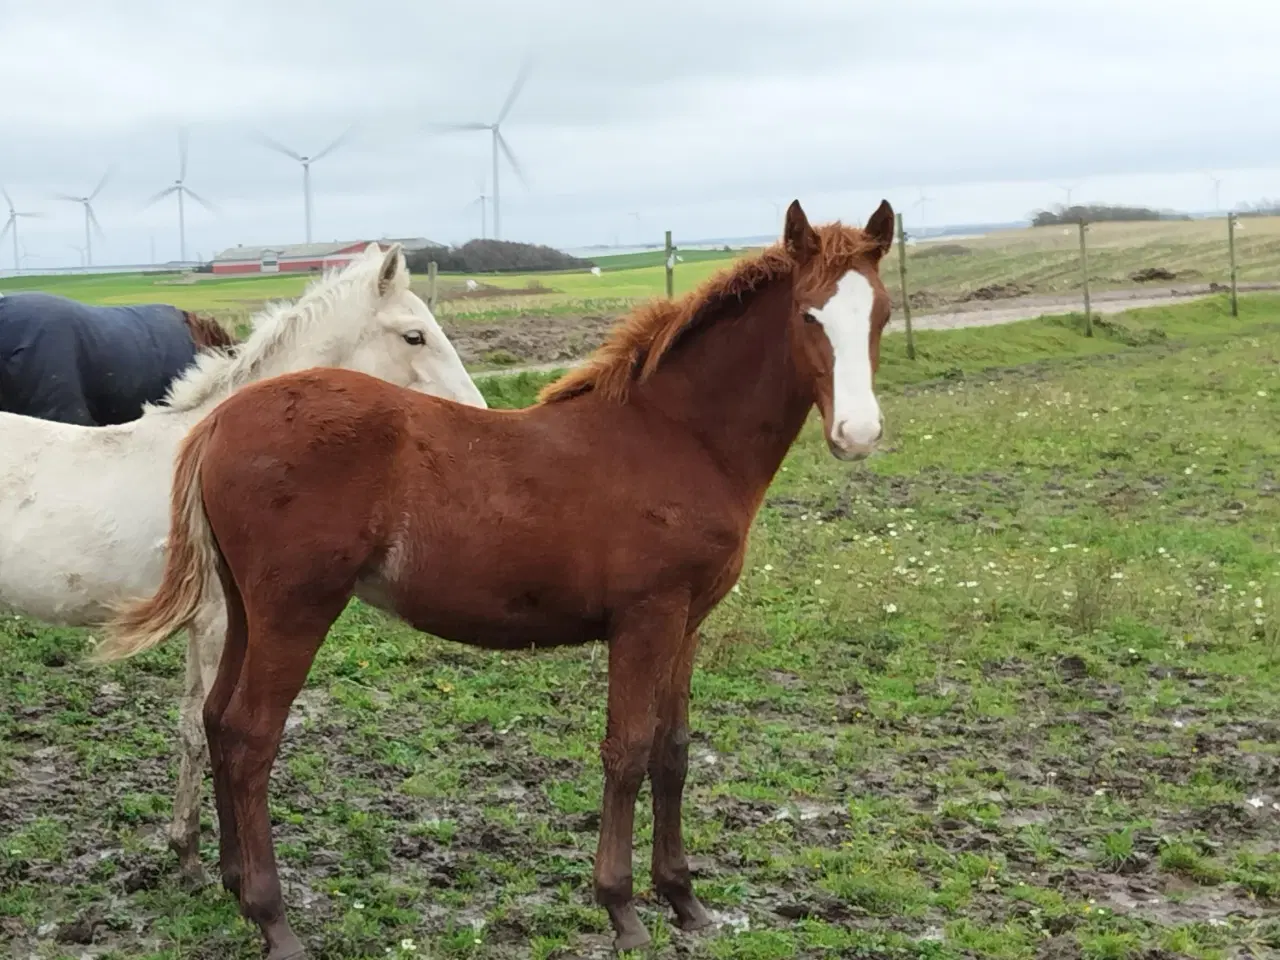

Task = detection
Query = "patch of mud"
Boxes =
[442,314,616,368]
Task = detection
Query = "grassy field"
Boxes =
[2,295,1277,959]
[4,216,1279,335]
[892,217,1280,309]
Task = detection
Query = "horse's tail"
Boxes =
[90,415,221,663]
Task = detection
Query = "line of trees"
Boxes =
[1235,199,1280,218]
[1031,204,1191,227]
[404,239,589,274]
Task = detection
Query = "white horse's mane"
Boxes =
[146,250,386,416]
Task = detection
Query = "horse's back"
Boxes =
[0,292,194,425]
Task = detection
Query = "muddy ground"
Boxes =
[2,288,1278,960]
[452,284,1280,375]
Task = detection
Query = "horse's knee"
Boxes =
[599,734,654,789]
[653,726,690,779]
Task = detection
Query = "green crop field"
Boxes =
[3,295,1277,959]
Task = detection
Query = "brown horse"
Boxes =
[97,199,896,958]
[182,310,237,352]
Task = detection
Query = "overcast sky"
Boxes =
[2,0,1278,267]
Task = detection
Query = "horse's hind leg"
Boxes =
[169,602,227,885]
[219,604,343,960]
[169,627,211,886]
[649,629,712,932]
[205,575,249,900]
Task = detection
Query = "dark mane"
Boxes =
[537,222,879,405]
[182,311,238,352]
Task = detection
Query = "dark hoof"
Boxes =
[614,927,651,953]
[675,895,712,932]
[178,862,213,890]
[606,903,651,954]
[220,870,243,900]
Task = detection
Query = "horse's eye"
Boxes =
[804,312,819,325]
[403,331,426,346]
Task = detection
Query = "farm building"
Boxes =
[210,237,443,276]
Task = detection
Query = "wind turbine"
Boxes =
[0,188,44,273]
[465,181,489,239]
[912,188,935,232]
[56,168,110,268]
[430,58,533,241]
[251,126,354,243]
[143,129,216,263]
[1202,170,1223,214]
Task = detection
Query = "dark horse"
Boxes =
[0,291,235,425]
[99,199,896,958]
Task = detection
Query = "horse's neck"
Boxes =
[636,278,812,505]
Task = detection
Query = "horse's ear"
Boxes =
[364,241,383,258]
[377,243,406,298]
[783,200,819,263]
[865,199,895,260]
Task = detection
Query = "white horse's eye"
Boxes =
[403,330,426,346]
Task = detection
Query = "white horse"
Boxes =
[0,242,485,882]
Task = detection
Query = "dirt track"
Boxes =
[468,283,1278,379]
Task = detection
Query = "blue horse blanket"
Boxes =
[0,292,198,426]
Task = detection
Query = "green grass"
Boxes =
[3,295,1279,958]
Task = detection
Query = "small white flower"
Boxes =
[923,434,934,440]
[1247,797,1265,809]
[763,564,773,572]
[354,901,366,910]
[400,939,417,952]
[1258,390,1268,397]
[884,603,898,614]
[813,579,822,586]
[1256,597,1264,608]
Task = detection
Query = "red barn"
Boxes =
[210,238,442,276]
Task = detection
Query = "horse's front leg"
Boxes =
[594,596,689,953]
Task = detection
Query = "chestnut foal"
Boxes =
[99,199,896,958]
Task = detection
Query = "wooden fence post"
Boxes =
[1078,220,1092,337]
[1228,212,1239,317]
[895,213,916,360]
[427,261,438,313]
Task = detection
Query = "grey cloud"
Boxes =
[2,0,1278,265]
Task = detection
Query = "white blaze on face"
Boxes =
[809,270,882,458]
